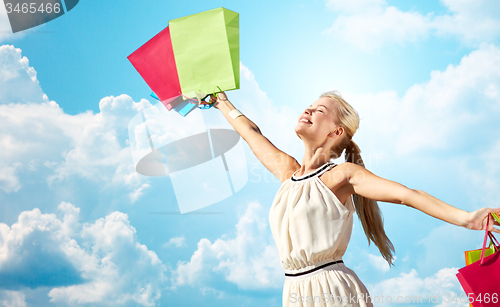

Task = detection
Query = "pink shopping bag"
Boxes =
[127,26,182,104]
[456,215,500,307]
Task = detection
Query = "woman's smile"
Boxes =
[299,116,312,124]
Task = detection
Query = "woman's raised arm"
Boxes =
[211,92,299,182]
[336,162,500,233]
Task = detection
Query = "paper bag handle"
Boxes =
[480,214,500,266]
[213,86,223,96]
[488,232,500,250]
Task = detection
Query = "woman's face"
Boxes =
[295,97,340,145]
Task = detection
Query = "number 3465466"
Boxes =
[5,2,61,14]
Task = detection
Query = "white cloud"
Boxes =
[434,0,500,45]
[0,162,21,193]
[0,45,151,198]
[326,5,430,52]
[0,202,166,306]
[172,201,283,291]
[0,96,150,194]
[163,236,187,249]
[367,267,466,306]
[325,0,500,51]
[199,286,226,299]
[129,183,151,203]
[0,45,46,104]
[412,224,480,280]
[368,253,394,272]
[49,209,166,306]
[342,44,500,160]
[45,94,150,186]
[0,290,26,307]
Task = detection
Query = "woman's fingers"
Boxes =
[208,94,219,109]
[217,91,228,101]
[208,92,228,110]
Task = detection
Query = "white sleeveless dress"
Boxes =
[269,162,373,307]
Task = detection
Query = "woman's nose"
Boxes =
[304,108,312,115]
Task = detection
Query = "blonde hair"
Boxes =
[321,90,395,266]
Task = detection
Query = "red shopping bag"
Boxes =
[456,216,500,307]
[127,26,182,104]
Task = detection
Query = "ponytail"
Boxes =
[346,140,395,266]
[321,90,395,266]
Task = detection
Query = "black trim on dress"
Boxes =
[284,260,344,277]
[291,162,335,181]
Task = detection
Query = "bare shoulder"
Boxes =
[320,162,371,189]
[339,161,365,173]
[322,162,361,179]
[320,162,351,187]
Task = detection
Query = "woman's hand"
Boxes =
[465,207,500,233]
[209,91,229,109]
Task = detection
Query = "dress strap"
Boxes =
[317,162,337,177]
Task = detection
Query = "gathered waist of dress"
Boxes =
[283,257,344,277]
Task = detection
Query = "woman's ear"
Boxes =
[329,127,344,137]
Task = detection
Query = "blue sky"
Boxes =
[1,0,500,306]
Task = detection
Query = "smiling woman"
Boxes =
[209,90,500,307]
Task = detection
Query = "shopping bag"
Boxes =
[128,7,238,116]
[492,212,500,224]
[151,91,196,113]
[456,215,500,307]
[127,27,182,103]
[462,232,499,307]
[465,234,498,266]
[172,96,199,117]
[169,7,239,96]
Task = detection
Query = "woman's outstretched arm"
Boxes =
[211,92,300,182]
[337,162,500,233]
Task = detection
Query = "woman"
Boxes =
[209,90,500,307]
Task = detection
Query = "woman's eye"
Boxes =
[318,109,323,113]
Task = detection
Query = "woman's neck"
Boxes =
[297,146,331,177]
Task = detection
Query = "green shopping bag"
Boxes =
[492,212,500,224]
[170,7,239,96]
[465,239,497,266]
